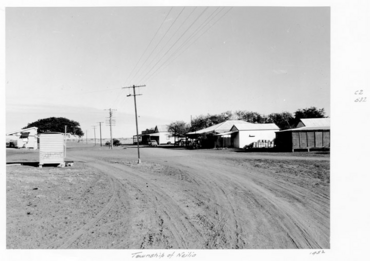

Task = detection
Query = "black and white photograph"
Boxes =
[2,0,369,260]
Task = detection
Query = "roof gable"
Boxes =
[155,125,169,133]
[231,123,280,131]
[7,127,38,136]
[188,120,249,135]
[298,118,330,128]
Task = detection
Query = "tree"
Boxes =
[294,107,326,125]
[142,128,156,135]
[23,117,84,137]
[234,110,268,123]
[189,111,235,132]
[112,138,121,146]
[167,121,190,136]
[212,111,233,123]
[267,112,295,130]
[189,115,211,132]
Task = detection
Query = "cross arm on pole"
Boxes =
[122,84,146,89]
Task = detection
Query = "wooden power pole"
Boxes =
[98,122,103,147]
[105,108,116,149]
[122,84,145,164]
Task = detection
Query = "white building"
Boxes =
[39,132,66,167]
[148,125,175,145]
[6,127,38,149]
[229,123,280,149]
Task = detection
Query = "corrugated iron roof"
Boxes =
[7,127,38,136]
[231,123,280,131]
[299,118,330,127]
[187,120,249,135]
[277,126,330,133]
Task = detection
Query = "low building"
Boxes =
[6,127,38,149]
[229,122,280,149]
[147,125,174,145]
[39,132,66,167]
[275,118,330,152]
[186,120,253,148]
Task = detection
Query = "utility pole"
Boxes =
[105,108,116,149]
[122,84,145,164]
[98,122,103,147]
[86,130,88,144]
[92,126,96,146]
[64,125,67,158]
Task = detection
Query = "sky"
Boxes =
[6,6,330,137]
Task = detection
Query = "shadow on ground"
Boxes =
[7,161,75,168]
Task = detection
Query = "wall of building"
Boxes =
[233,130,277,148]
[39,134,65,165]
[158,132,175,144]
[292,130,330,151]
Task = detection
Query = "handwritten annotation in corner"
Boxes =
[131,251,197,259]
[310,250,326,255]
[354,90,367,102]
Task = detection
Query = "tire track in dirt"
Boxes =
[147,159,249,248]
[158,155,329,249]
[50,174,118,249]
[75,156,209,249]
[66,149,329,249]
[203,162,328,248]
[106,165,208,248]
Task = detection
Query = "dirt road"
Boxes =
[7,145,329,249]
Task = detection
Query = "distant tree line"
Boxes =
[167,107,327,136]
[23,117,84,137]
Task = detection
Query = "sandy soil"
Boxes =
[6,143,329,249]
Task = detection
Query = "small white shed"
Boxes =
[230,123,280,149]
[39,133,66,168]
[7,127,38,149]
[149,125,174,144]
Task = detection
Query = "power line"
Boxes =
[132,7,198,83]
[142,8,233,83]
[139,7,223,83]
[124,7,173,85]
[135,7,209,84]
[173,7,224,54]
[130,7,186,83]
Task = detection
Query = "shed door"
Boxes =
[307,132,315,148]
[292,132,300,149]
[299,132,307,148]
[315,132,323,147]
[323,131,330,147]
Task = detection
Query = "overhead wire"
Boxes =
[134,7,209,84]
[123,7,173,86]
[172,7,224,55]
[139,7,223,83]
[132,7,197,83]
[56,7,231,106]
[129,7,186,84]
[142,7,233,83]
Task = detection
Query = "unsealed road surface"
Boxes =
[7,145,329,249]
